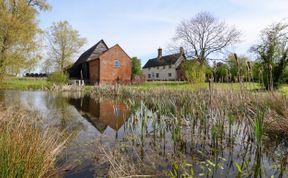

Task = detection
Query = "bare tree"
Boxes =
[174,12,241,64]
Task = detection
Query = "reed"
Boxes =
[0,106,68,178]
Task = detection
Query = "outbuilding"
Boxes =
[68,40,132,84]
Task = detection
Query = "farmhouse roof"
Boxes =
[73,39,108,66]
[143,53,183,69]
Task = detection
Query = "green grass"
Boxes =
[279,84,288,94]
[0,77,51,90]
[128,81,261,91]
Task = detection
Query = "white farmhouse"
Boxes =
[142,47,186,81]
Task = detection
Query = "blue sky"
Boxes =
[38,0,288,66]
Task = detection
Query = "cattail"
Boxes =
[258,68,264,87]
[234,53,240,83]
[246,61,253,82]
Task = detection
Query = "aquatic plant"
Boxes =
[0,106,68,178]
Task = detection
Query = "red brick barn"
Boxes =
[69,40,132,85]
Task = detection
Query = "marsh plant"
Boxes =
[88,85,288,177]
[0,105,68,178]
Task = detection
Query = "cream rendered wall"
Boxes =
[143,65,177,80]
[143,56,185,81]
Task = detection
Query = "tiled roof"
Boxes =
[143,53,183,68]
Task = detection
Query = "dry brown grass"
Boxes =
[0,105,68,178]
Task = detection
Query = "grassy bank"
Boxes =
[0,106,67,177]
[128,81,262,91]
[0,77,51,90]
[1,78,288,95]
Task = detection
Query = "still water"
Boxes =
[0,90,288,177]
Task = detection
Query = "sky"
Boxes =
[38,0,288,66]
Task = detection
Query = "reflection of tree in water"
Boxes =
[44,92,84,132]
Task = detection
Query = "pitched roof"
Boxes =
[73,39,108,66]
[97,44,131,60]
[143,53,183,69]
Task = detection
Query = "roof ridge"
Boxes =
[143,52,184,69]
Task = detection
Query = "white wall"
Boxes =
[143,64,177,80]
[143,56,185,81]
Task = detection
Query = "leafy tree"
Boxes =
[214,62,229,82]
[174,12,241,65]
[182,59,206,83]
[282,66,288,83]
[45,21,86,72]
[226,54,249,82]
[131,57,142,76]
[0,0,50,80]
[251,22,288,89]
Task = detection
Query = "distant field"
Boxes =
[0,77,50,90]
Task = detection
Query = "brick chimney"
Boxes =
[180,47,184,55]
[157,48,162,59]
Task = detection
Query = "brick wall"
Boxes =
[98,44,132,84]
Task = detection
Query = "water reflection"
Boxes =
[1,90,288,177]
[68,96,129,133]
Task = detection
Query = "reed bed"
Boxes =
[0,105,68,178]
[90,84,288,177]
[91,85,288,136]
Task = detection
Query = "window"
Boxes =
[148,74,151,78]
[168,73,172,77]
[114,59,120,68]
[156,73,159,78]
[163,66,165,69]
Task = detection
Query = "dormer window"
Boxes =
[114,59,120,68]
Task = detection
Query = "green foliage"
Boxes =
[252,61,263,82]
[251,22,288,89]
[280,66,288,83]
[182,60,206,83]
[0,0,49,79]
[213,62,229,82]
[44,21,87,72]
[253,111,264,146]
[131,57,142,76]
[47,71,68,84]
[226,54,249,81]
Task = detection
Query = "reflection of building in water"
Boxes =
[68,96,129,133]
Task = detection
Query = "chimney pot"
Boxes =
[158,48,162,59]
[180,47,184,55]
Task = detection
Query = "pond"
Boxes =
[0,90,287,177]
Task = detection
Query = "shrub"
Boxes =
[47,71,68,84]
[182,60,206,83]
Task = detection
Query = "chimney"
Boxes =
[180,47,184,55]
[157,48,162,59]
